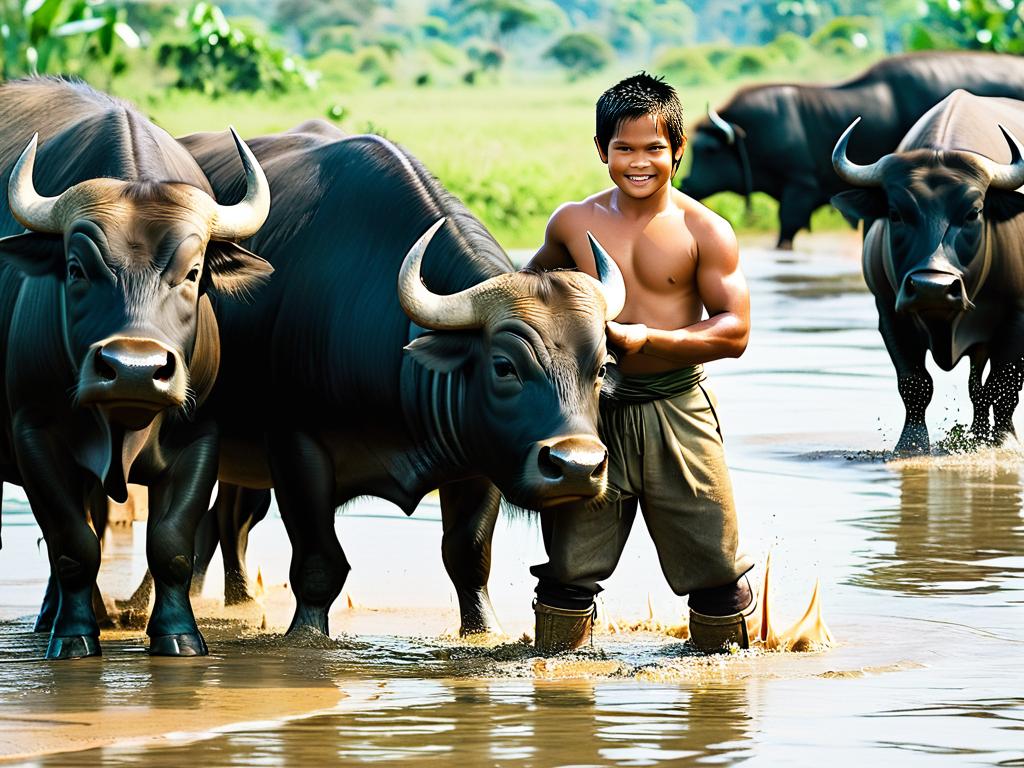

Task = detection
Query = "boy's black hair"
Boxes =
[596,72,686,174]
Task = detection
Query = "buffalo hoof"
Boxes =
[894,425,929,455]
[148,632,208,657]
[46,634,101,660]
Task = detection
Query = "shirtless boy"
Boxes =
[528,72,755,653]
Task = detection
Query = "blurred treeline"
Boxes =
[2,0,1023,245]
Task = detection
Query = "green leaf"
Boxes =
[54,16,108,36]
[113,22,139,48]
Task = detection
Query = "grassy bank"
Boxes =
[120,55,872,249]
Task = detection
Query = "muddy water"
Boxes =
[2,232,1023,766]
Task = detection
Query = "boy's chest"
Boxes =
[580,215,697,295]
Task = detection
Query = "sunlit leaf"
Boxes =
[54,17,108,36]
[113,21,139,48]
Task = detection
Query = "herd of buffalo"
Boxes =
[1,49,1023,659]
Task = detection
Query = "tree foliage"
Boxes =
[158,2,317,97]
[907,0,1024,54]
[545,31,613,79]
[0,0,140,80]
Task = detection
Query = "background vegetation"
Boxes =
[1,0,1016,246]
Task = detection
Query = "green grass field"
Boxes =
[117,51,876,249]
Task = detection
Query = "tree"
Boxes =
[0,0,140,81]
[158,2,317,97]
[545,31,613,79]
[907,0,1024,54]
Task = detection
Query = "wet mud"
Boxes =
[2,231,1023,765]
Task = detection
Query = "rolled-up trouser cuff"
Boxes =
[534,579,599,611]
[688,570,755,616]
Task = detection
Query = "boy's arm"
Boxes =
[608,216,750,364]
[525,205,577,271]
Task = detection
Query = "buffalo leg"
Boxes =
[968,349,992,444]
[189,502,220,598]
[13,420,100,659]
[145,429,219,656]
[777,182,820,250]
[220,486,271,605]
[269,431,347,636]
[877,300,933,454]
[439,477,501,635]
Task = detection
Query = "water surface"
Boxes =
[1,232,1022,766]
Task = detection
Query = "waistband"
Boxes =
[601,364,704,404]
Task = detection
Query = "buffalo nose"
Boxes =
[538,437,608,483]
[92,339,178,392]
[896,271,965,313]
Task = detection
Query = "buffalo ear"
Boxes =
[831,189,887,226]
[204,241,273,296]
[0,232,64,276]
[984,190,1024,223]
[404,332,476,373]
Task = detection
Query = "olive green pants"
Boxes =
[532,379,753,598]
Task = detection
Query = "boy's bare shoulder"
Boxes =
[672,189,738,256]
[549,189,614,231]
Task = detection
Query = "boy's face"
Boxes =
[596,115,682,200]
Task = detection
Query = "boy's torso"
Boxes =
[561,187,707,374]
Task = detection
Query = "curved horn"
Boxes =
[979,124,1024,190]
[587,232,625,320]
[832,117,887,187]
[708,107,736,146]
[8,133,62,233]
[398,218,490,330]
[209,127,270,241]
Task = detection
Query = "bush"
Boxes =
[723,46,778,78]
[545,31,614,80]
[307,24,360,55]
[655,46,717,86]
[809,16,880,52]
[770,32,808,62]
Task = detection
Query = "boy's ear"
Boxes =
[594,136,608,164]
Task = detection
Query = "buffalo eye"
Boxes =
[888,208,902,224]
[186,266,200,283]
[964,207,982,224]
[67,262,86,282]
[493,357,517,379]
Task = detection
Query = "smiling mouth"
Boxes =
[625,174,655,184]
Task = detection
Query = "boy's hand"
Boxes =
[606,321,649,355]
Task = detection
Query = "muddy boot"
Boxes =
[534,601,594,654]
[688,574,756,653]
[688,608,751,652]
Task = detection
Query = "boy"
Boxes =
[527,72,755,653]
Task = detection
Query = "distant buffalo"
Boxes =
[832,90,1024,453]
[179,123,624,636]
[682,52,1024,249]
[0,78,271,658]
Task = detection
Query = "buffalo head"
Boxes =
[832,117,1024,368]
[680,107,750,201]
[399,219,625,509]
[0,129,272,493]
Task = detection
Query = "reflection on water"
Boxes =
[852,461,1024,597]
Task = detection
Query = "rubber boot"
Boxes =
[689,607,750,653]
[533,601,594,654]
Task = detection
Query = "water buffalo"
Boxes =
[681,52,1024,249]
[0,78,271,658]
[831,90,1024,453]
[180,122,624,635]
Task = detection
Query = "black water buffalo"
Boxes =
[681,52,1024,249]
[0,78,271,658]
[180,122,624,635]
[831,90,1024,454]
